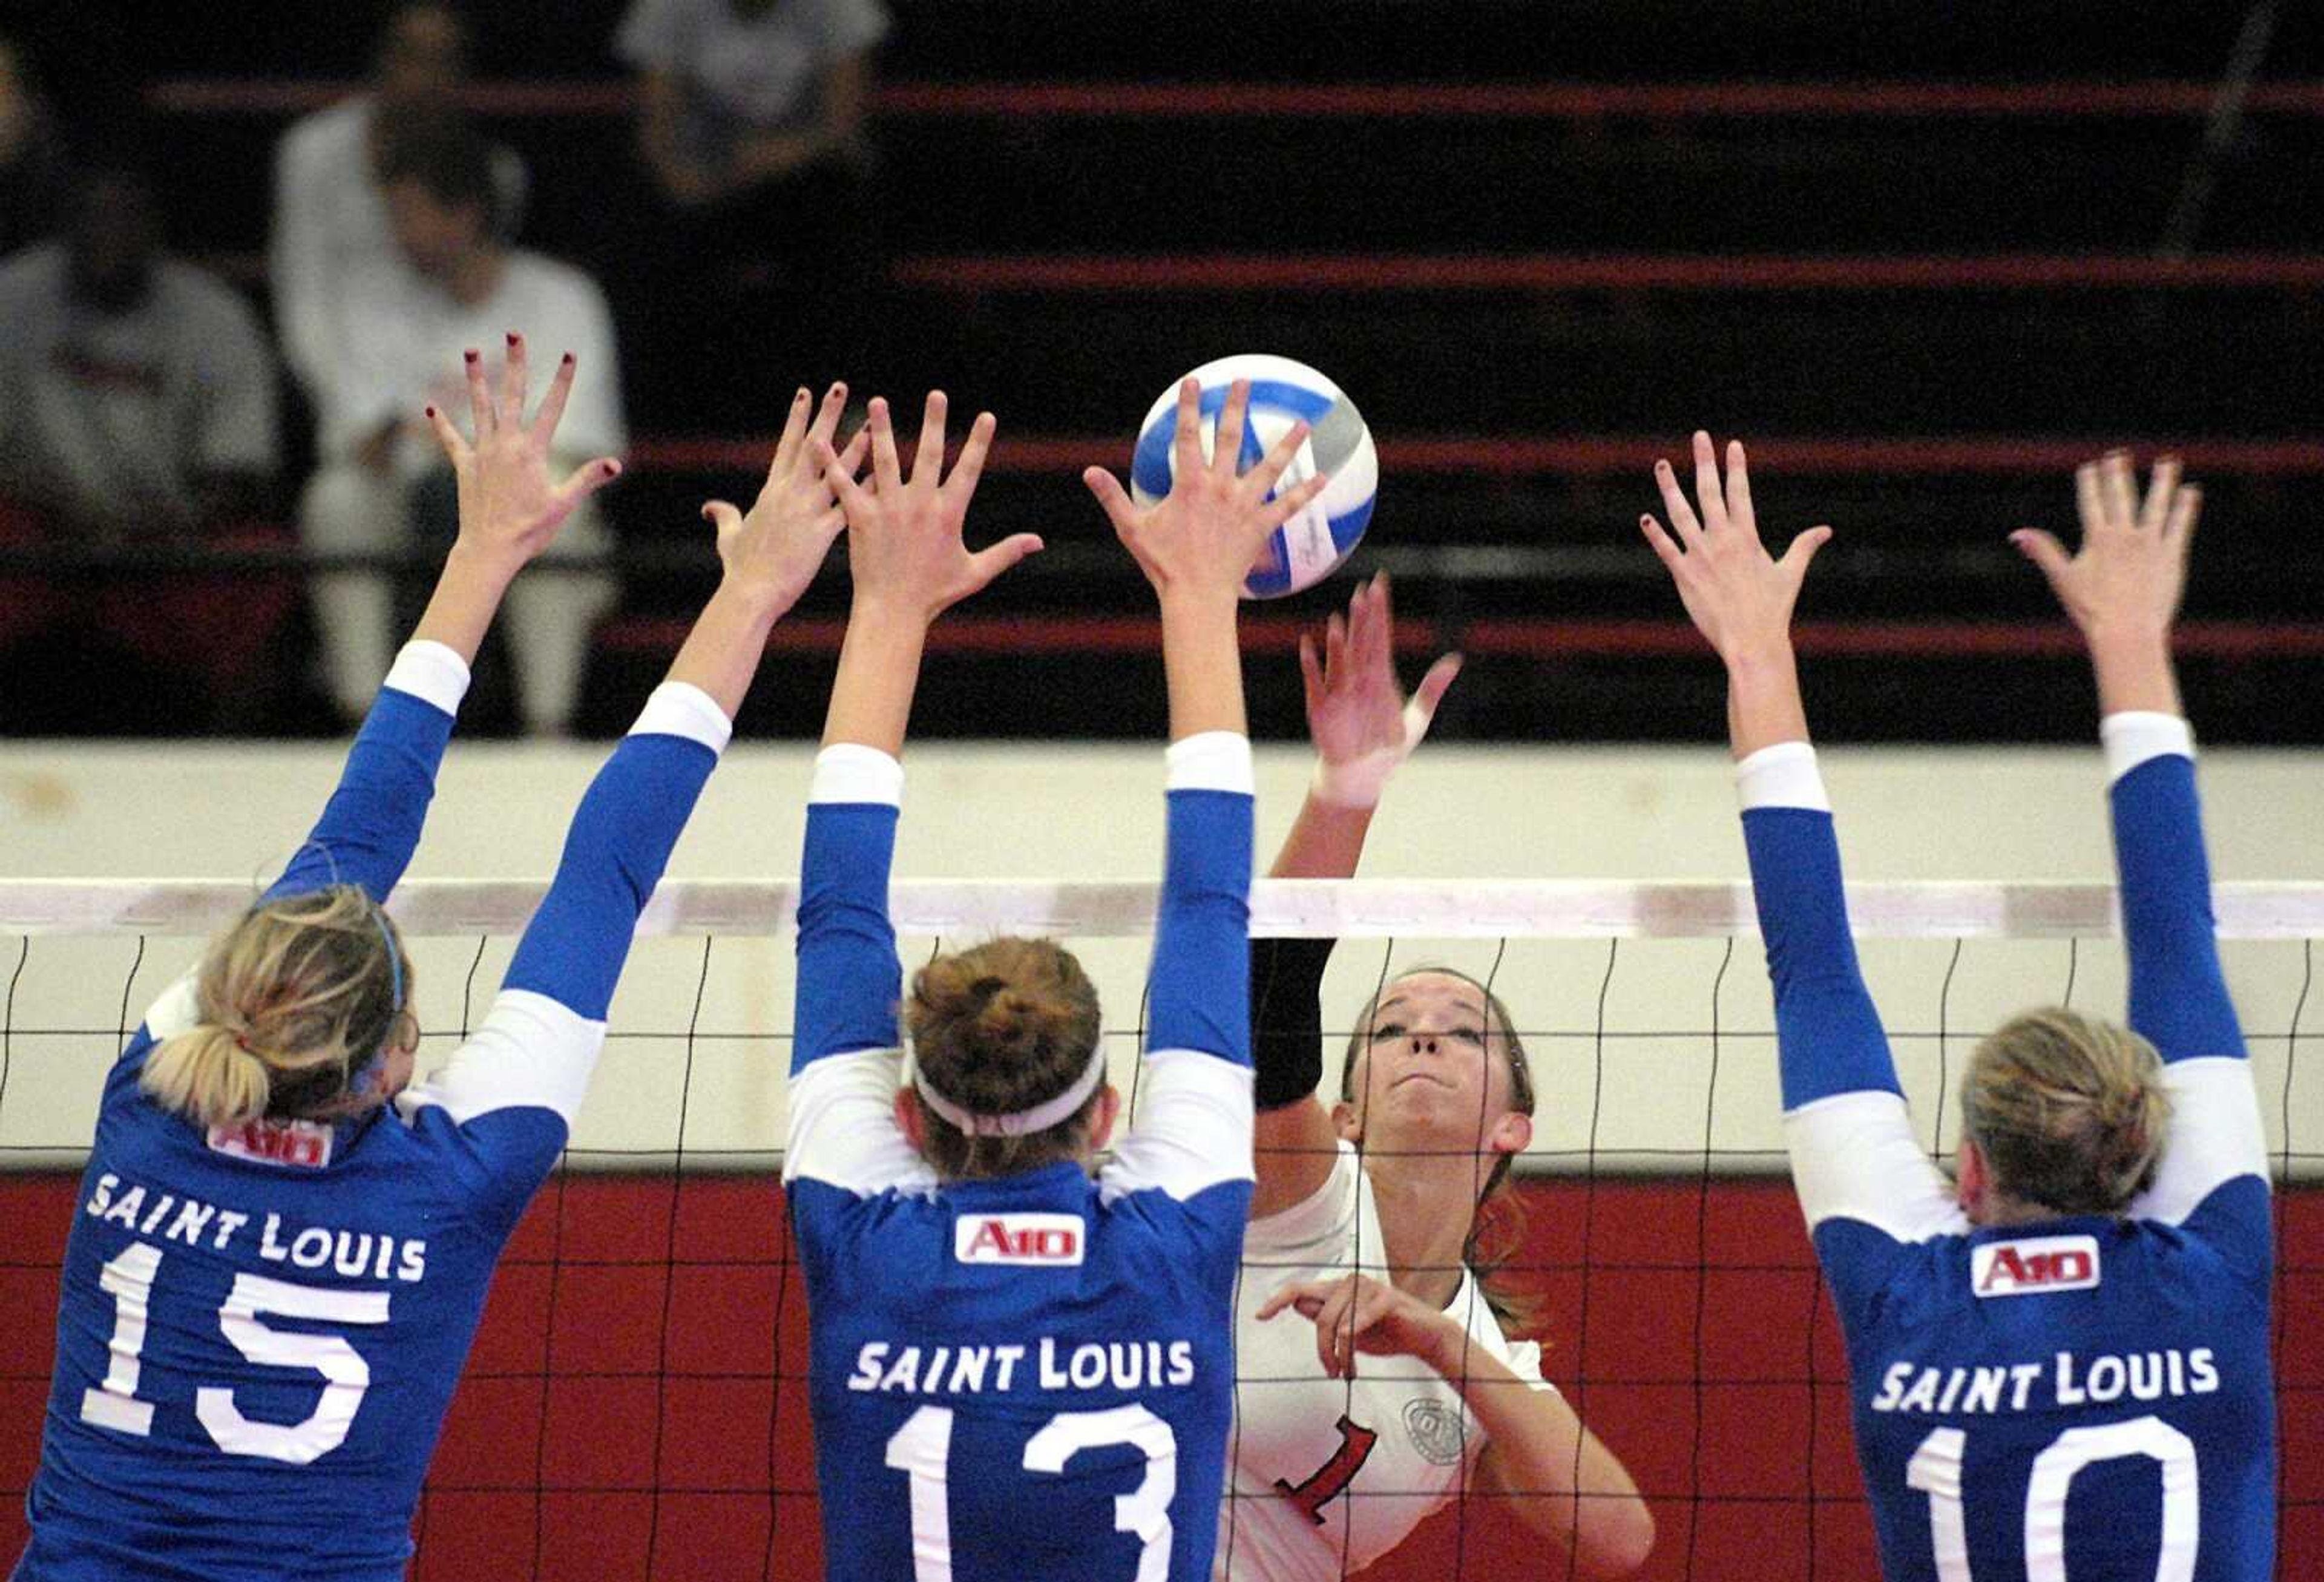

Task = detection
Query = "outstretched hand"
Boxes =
[701,382,869,614]
[1304,573,1462,809]
[1082,376,1331,605]
[425,332,622,566]
[1256,1272,1464,1381]
[2012,450,2199,645]
[813,392,1042,623]
[1639,432,1831,663]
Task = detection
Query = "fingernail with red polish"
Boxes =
[507,332,520,346]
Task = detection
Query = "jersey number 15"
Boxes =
[79,1241,390,1465]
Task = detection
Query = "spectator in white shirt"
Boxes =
[0,163,295,728]
[299,116,623,738]
[612,0,889,422]
[270,1,527,405]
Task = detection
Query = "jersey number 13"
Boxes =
[886,1403,1178,1581]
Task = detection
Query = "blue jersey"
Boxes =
[16,648,731,1581]
[1741,719,2273,1582]
[786,735,1257,1582]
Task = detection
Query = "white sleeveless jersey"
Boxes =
[1216,1141,1556,1581]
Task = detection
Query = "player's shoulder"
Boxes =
[1243,1138,1362,1258]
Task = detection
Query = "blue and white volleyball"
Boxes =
[1129,354,1377,599]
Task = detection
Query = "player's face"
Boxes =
[1345,973,1517,1143]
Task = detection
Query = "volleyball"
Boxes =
[1129,353,1379,599]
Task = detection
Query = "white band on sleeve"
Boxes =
[2101,712,2194,784]
[1166,730,1255,795]
[811,743,904,806]
[382,641,472,715]
[631,682,733,754]
[1735,740,1831,812]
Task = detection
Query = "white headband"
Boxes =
[911,1042,1109,1138]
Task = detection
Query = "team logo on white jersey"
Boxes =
[953,1212,1085,1266]
[1402,1398,1468,1466]
[206,1118,333,1169]
[1972,1234,2100,1297]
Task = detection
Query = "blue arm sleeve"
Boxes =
[2112,753,2247,1063]
[1146,788,1254,1065]
[502,732,718,1020]
[263,688,455,903]
[1743,806,1902,1108]
[793,802,903,1074]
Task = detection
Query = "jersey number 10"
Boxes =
[79,1240,390,1465]
[885,1403,1178,1580]
[1906,1419,2199,1581]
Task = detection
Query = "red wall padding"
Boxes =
[3,1174,2316,1580]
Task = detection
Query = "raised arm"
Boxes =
[2014,452,2266,1258]
[405,382,856,1210]
[1642,435,1957,1308]
[266,337,621,904]
[1251,574,1460,1216]
[1085,377,1329,1209]
[786,391,1038,1195]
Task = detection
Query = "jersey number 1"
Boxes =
[885,1403,1178,1581]
[1906,1419,2199,1581]
[79,1240,390,1465]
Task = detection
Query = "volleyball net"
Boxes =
[1,879,2317,1580]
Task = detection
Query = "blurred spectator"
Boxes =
[0,34,67,255]
[614,0,888,420]
[271,1,527,405]
[0,165,292,730]
[301,114,622,738]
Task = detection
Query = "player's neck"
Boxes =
[1971,1191,2070,1229]
[1362,1146,1482,1310]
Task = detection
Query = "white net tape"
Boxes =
[4,881,2317,1180]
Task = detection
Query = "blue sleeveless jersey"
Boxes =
[15,648,730,1581]
[785,738,1257,1582]
[1739,723,2273,1582]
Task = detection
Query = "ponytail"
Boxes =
[142,1023,275,1131]
[139,885,413,1129]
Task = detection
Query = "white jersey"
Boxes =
[1217,1141,1555,1581]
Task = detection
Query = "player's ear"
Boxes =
[1486,1109,1531,1157]
[1955,1136,1988,1221]
[1330,1098,1363,1144]
[1085,1084,1121,1153]
[892,1086,927,1154]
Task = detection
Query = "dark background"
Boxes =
[5,1,2322,743]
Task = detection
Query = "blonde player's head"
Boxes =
[142,886,419,1131]
[1957,1007,2170,1222]
[1334,968,1540,1328]
[897,937,1117,1181]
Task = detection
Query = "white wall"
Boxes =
[4,741,2319,1174]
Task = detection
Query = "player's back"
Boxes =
[1841,1196,2273,1582]
[799,1159,1245,1582]
[24,1005,549,1581]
